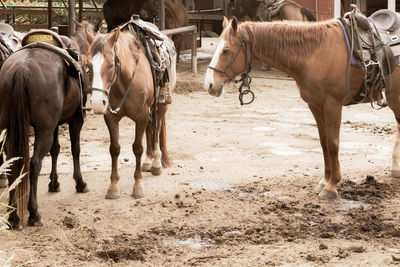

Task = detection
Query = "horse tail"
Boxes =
[160,115,172,167]
[8,67,30,225]
[300,8,316,22]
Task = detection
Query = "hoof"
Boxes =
[314,179,327,194]
[105,189,120,199]
[0,177,8,188]
[319,188,338,199]
[132,188,144,199]
[8,215,21,229]
[142,162,152,172]
[28,215,43,227]
[76,183,89,193]
[391,169,400,178]
[48,182,60,193]
[150,166,162,176]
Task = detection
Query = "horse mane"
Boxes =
[71,21,95,54]
[91,31,141,75]
[240,19,340,73]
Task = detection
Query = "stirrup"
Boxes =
[158,92,172,104]
[377,90,388,107]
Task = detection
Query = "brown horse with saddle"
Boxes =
[0,21,93,228]
[88,16,176,199]
[205,7,400,200]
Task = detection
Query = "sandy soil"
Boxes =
[1,43,400,266]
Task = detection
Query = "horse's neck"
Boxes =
[246,22,328,78]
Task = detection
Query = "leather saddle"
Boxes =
[120,15,176,102]
[20,29,90,95]
[342,9,400,74]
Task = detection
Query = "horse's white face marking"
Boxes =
[204,38,226,88]
[204,26,230,97]
[90,53,108,114]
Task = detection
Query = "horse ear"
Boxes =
[231,16,238,32]
[222,16,229,28]
[73,18,81,29]
[85,27,94,44]
[108,27,120,46]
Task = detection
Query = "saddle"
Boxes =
[256,0,301,21]
[120,15,176,104]
[20,29,90,95]
[339,7,400,106]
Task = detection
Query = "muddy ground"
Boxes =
[1,40,400,266]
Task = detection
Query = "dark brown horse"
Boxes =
[140,0,188,62]
[205,17,400,199]
[88,27,176,199]
[0,21,94,228]
[103,0,146,32]
[237,0,316,22]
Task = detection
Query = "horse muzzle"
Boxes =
[90,90,109,114]
[206,82,224,97]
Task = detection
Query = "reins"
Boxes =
[91,46,139,114]
[208,25,255,105]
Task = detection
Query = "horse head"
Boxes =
[205,17,251,97]
[89,28,121,114]
[70,20,96,95]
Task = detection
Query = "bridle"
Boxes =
[208,25,255,105]
[91,47,139,114]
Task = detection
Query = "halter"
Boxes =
[91,47,139,114]
[208,25,254,105]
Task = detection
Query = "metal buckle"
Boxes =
[364,60,378,67]
[390,35,399,42]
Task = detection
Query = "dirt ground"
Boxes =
[1,40,400,266]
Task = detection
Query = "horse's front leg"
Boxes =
[28,127,56,226]
[132,118,147,198]
[319,97,343,199]
[68,114,89,193]
[308,103,331,194]
[104,115,121,199]
[48,126,61,192]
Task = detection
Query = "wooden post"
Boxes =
[68,0,76,36]
[48,0,52,29]
[388,0,395,11]
[78,0,83,22]
[159,0,165,30]
[191,30,197,73]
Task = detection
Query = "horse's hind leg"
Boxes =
[48,126,61,192]
[104,115,121,199]
[0,152,7,188]
[132,119,147,198]
[69,116,89,193]
[387,94,400,177]
[142,123,153,172]
[0,131,8,188]
[391,117,400,177]
[28,127,56,226]
[308,103,331,194]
